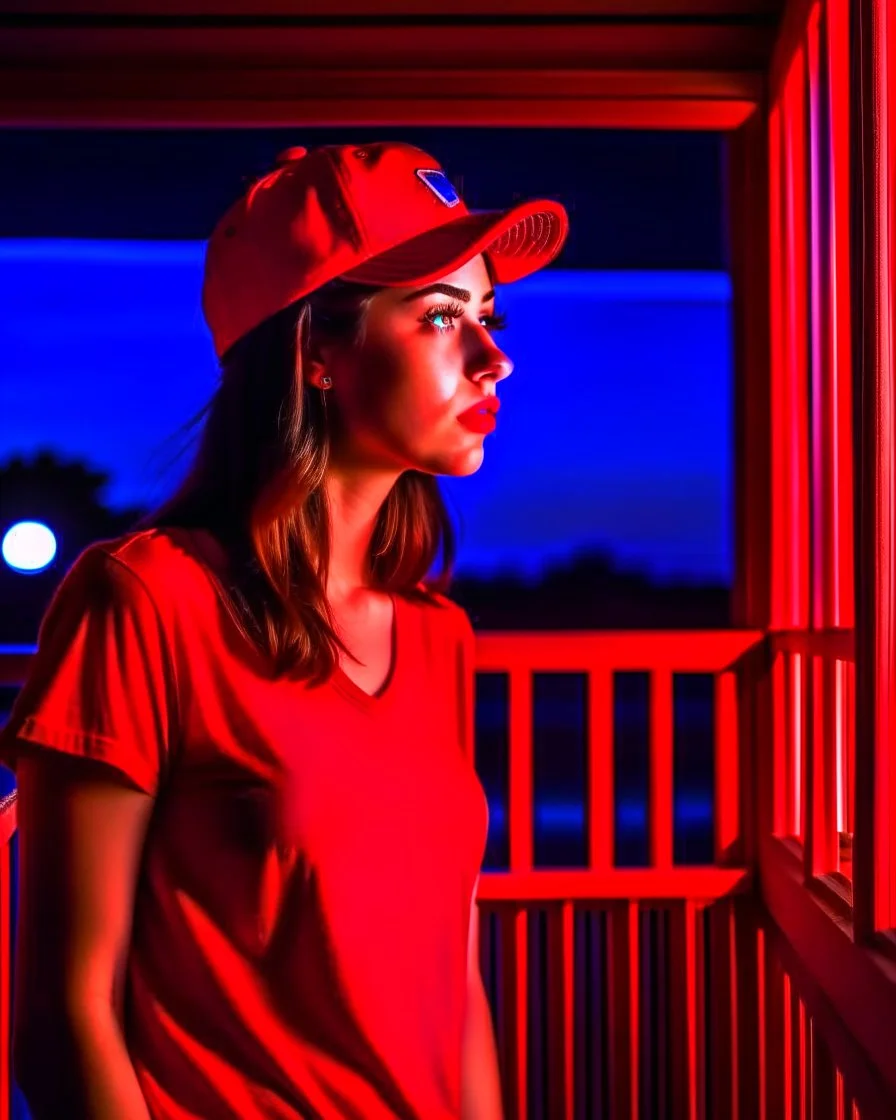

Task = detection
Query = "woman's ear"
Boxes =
[304,357,330,391]
[301,318,335,390]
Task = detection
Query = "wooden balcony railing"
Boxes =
[469,628,759,1119]
[1,629,893,1118]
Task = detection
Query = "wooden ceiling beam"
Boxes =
[0,97,758,130]
[0,23,774,69]
[0,0,785,15]
[0,8,776,129]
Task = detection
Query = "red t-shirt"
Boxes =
[0,528,489,1119]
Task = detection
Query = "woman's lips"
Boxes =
[456,398,500,434]
[457,410,497,434]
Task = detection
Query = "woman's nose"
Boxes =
[468,330,514,384]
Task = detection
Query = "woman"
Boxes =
[0,141,568,1119]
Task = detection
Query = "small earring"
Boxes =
[321,376,333,389]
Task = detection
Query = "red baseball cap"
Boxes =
[202,141,569,358]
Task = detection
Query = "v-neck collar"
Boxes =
[329,592,400,713]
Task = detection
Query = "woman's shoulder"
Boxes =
[100,525,222,571]
[75,526,227,611]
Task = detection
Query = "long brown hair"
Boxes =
[136,278,456,685]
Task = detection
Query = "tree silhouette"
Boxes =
[0,452,731,644]
[0,451,147,644]
[451,546,730,630]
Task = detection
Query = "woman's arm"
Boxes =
[461,877,504,1120]
[12,751,155,1120]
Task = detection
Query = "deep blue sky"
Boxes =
[0,243,731,583]
[0,128,732,584]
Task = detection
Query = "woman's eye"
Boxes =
[423,301,465,332]
[423,304,507,333]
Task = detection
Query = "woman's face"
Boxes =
[315,253,513,478]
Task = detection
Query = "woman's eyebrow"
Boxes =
[400,283,496,304]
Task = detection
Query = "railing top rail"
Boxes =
[477,866,750,903]
[475,629,763,672]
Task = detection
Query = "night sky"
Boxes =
[0,127,727,267]
[0,127,732,584]
[0,130,731,861]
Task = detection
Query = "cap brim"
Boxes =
[340,198,569,288]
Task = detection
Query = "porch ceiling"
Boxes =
[0,0,784,129]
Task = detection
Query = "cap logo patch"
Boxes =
[416,169,461,208]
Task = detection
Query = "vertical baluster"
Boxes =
[607,900,639,1120]
[695,906,707,1120]
[650,670,674,869]
[763,931,789,1119]
[757,919,767,1117]
[508,666,533,876]
[715,670,740,862]
[592,910,606,1120]
[735,906,762,1120]
[809,1015,837,1120]
[787,977,798,1120]
[588,669,614,871]
[834,1072,845,1120]
[587,666,613,1119]
[669,900,700,1120]
[794,994,807,1120]
[642,909,655,1119]
[709,900,737,1120]
[499,908,529,1120]
[782,971,795,1120]
[502,665,534,1117]
[531,911,543,1120]
[573,910,587,1120]
[546,901,575,1119]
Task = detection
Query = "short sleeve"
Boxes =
[0,547,177,795]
